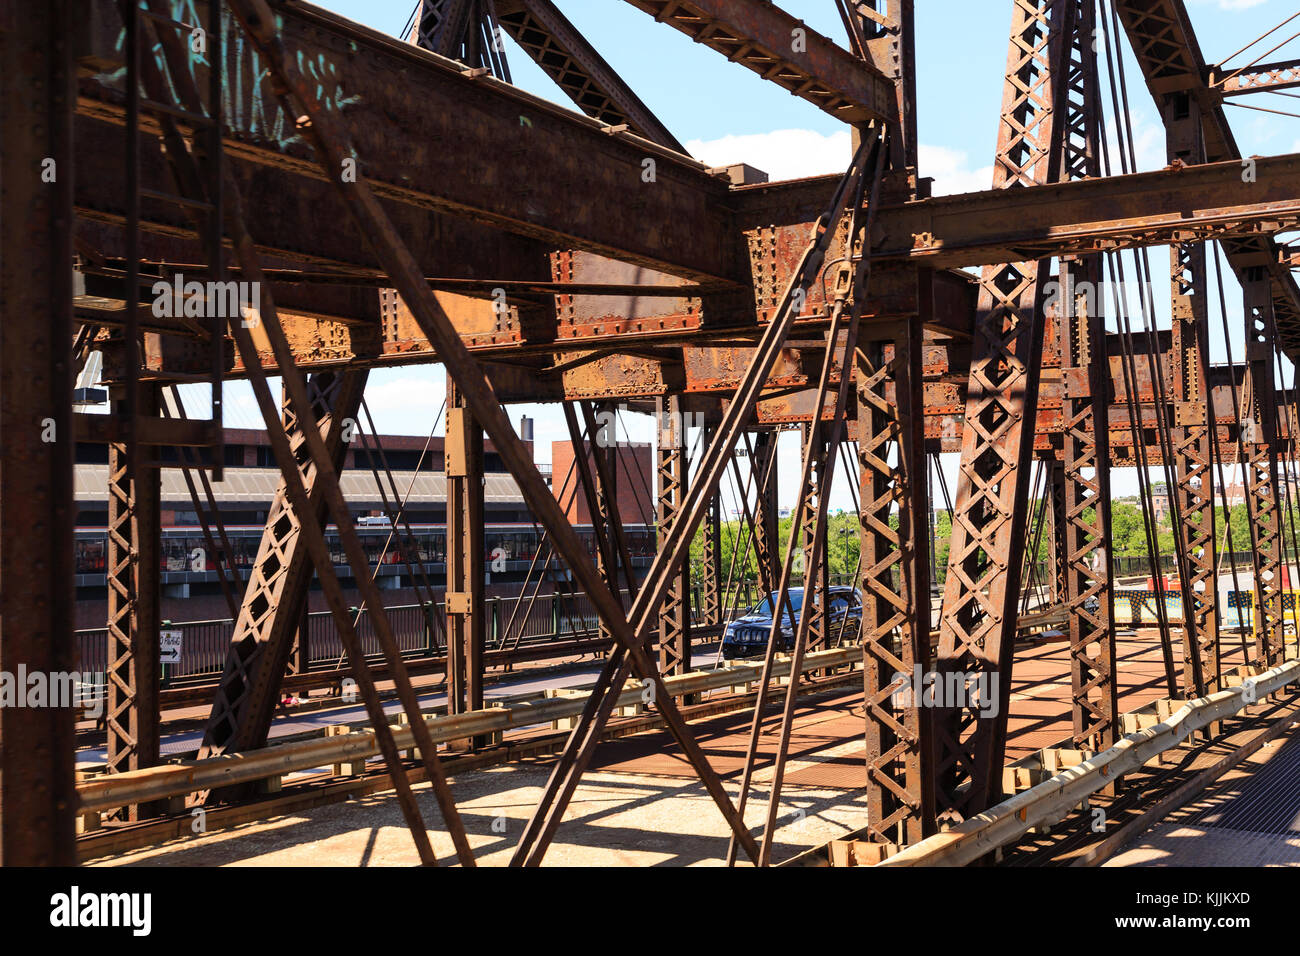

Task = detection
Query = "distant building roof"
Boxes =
[74,465,527,506]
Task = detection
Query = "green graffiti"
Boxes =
[97,0,357,153]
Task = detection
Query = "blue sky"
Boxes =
[200,0,1300,510]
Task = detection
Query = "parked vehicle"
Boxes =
[720,586,863,660]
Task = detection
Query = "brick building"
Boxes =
[551,440,655,528]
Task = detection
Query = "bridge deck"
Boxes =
[84,629,1266,867]
[1107,725,1300,867]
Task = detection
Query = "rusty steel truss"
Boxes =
[2,0,1300,866]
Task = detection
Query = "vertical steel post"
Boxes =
[752,430,781,599]
[447,377,486,718]
[1058,258,1118,748]
[855,0,918,173]
[859,307,934,844]
[0,0,77,863]
[801,420,830,653]
[1244,274,1286,665]
[1047,457,1069,607]
[700,425,723,630]
[933,0,1074,819]
[657,394,691,675]
[1165,92,1219,692]
[105,384,161,819]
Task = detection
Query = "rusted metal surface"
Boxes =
[1164,92,1219,695]
[496,0,685,150]
[656,394,692,676]
[104,385,161,808]
[619,0,897,124]
[1243,276,1286,666]
[933,0,1073,822]
[1056,0,1117,749]
[858,306,934,844]
[1112,0,1300,356]
[446,378,487,721]
[870,154,1300,267]
[226,0,765,864]
[78,0,745,284]
[0,0,78,865]
[199,372,367,767]
[1216,58,1300,96]
[10,0,1300,869]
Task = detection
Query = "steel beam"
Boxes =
[565,401,628,648]
[0,0,78,864]
[1058,259,1118,748]
[80,0,743,284]
[751,430,781,599]
[199,371,367,764]
[416,0,478,59]
[699,426,723,630]
[1112,0,1300,356]
[868,153,1300,267]
[496,0,684,150]
[850,1,918,172]
[1217,58,1300,96]
[800,419,830,654]
[1053,0,1117,745]
[619,0,897,124]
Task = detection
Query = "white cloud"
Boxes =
[684,128,1003,198]
[684,128,852,181]
[363,374,444,413]
[917,144,994,195]
[1189,0,1268,10]
[359,369,447,437]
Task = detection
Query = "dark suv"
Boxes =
[720,586,863,660]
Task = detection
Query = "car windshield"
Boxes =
[752,591,803,617]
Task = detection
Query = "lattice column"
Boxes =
[751,430,781,598]
[416,0,475,55]
[593,401,621,638]
[1164,93,1219,693]
[200,370,366,760]
[105,383,161,817]
[859,318,934,845]
[933,0,1074,820]
[1058,260,1118,748]
[447,376,486,718]
[657,394,691,676]
[1244,275,1286,665]
[288,597,310,676]
[1056,0,1118,745]
[699,425,722,630]
[802,420,830,653]
[1047,458,1069,606]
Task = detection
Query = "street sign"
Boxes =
[160,629,184,665]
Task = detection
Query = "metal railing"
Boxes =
[74,574,866,688]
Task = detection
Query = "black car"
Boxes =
[720,586,863,660]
